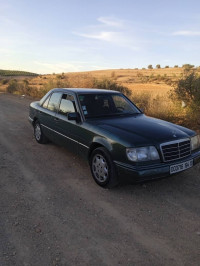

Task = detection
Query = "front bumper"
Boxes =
[114,149,200,183]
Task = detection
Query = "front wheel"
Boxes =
[89,147,119,188]
[34,121,48,144]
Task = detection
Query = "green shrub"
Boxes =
[94,79,131,97]
[171,72,200,122]
[172,72,200,104]
[7,80,19,93]
[42,78,71,94]
[132,92,152,112]
[182,64,194,73]
[1,79,9,85]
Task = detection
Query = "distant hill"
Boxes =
[0,69,39,77]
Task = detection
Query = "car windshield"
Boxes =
[78,93,141,118]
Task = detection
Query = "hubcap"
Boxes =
[92,154,108,183]
[35,124,41,141]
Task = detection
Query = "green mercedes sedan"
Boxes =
[29,88,200,188]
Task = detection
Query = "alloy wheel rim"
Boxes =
[35,124,41,141]
[92,154,108,183]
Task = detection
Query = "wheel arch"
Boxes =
[88,137,113,160]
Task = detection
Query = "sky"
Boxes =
[0,0,200,74]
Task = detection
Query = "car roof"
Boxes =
[50,88,120,94]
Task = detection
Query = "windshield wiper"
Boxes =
[85,112,141,119]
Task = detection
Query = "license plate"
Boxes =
[170,159,193,174]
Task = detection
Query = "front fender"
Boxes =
[92,136,113,152]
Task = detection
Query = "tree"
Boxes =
[182,64,194,73]
[174,65,178,68]
[165,65,169,68]
[172,72,200,117]
[148,65,153,69]
[156,64,161,69]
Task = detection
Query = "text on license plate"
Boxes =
[170,159,193,174]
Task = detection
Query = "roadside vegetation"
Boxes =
[0,69,38,76]
[0,65,200,131]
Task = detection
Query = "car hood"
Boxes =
[89,114,194,146]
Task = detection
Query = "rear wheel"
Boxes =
[90,147,119,188]
[34,121,48,144]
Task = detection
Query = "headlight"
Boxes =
[191,135,200,151]
[126,146,160,162]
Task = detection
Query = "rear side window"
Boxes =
[47,92,62,112]
[42,95,50,109]
[59,94,76,115]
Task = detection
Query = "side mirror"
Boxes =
[67,112,81,122]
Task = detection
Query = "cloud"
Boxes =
[97,17,124,27]
[75,30,139,51]
[73,17,140,51]
[76,31,118,42]
[173,31,200,36]
[33,61,113,74]
[34,61,82,73]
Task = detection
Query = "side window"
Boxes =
[59,94,76,115]
[47,92,62,112]
[42,95,50,109]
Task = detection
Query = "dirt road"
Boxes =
[0,93,200,266]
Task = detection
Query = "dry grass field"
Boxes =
[0,67,199,131]
[14,67,179,101]
[0,67,185,94]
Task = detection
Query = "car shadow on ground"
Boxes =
[50,141,200,197]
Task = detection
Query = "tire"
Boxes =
[89,147,119,188]
[34,121,48,144]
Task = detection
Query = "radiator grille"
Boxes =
[161,139,191,162]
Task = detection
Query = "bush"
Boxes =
[182,64,194,71]
[7,80,19,93]
[172,72,200,105]
[148,65,153,69]
[94,79,131,97]
[132,92,152,112]
[42,78,71,93]
[171,72,200,123]
[131,92,178,121]
[111,71,116,78]
[156,64,161,69]
[1,79,9,85]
